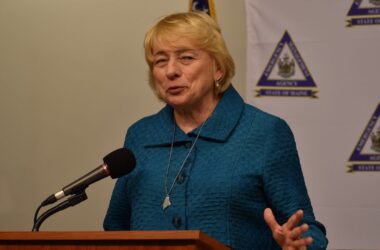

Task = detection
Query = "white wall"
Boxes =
[0,0,246,230]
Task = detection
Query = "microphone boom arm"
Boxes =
[32,191,88,232]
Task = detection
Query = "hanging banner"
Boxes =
[245,0,380,249]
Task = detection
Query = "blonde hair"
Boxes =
[144,11,235,96]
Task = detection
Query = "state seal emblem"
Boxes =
[346,0,380,27]
[347,103,380,172]
[255,31,318,98]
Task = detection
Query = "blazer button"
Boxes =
[177,171,186,184]
[184,142,192,148]
[172,216,182,228]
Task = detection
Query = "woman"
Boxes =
[104,11,328,250]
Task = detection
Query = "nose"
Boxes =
[165,58,181,80]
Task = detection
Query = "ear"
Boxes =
[213,61,223,81]
[215,70,223,82]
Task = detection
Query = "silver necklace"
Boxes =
[163,120,206,210]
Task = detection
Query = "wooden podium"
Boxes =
[0,231,230,250]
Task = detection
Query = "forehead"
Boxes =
[152,36,198,54]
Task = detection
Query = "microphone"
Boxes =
[41,148,135,206]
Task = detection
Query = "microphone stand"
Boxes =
[32,191,88,232]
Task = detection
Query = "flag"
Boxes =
[189,0,217,20]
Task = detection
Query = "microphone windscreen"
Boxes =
[103,148,136,178]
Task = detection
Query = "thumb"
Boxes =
[264,208,280,232]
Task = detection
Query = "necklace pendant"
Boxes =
[162,195,171,210]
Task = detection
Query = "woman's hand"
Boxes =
[264,208,313,250]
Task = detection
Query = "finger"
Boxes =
[289,236,313,248]
[263,208,280,232]
[283,209,304,231]
[288,223,309,240]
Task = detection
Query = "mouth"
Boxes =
[167,86,186,95]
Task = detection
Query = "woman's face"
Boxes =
[151,37,222,111]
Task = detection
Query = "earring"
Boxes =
[215,78,222,88]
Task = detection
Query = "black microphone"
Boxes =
[41,148,135,206]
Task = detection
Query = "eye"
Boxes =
[153,58,168,67]
[179,55,195,64]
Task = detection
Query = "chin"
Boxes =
[165,96,190,109]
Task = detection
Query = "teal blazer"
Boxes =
[104,86,327,250]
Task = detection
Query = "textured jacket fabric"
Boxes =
[103,86,328,250]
